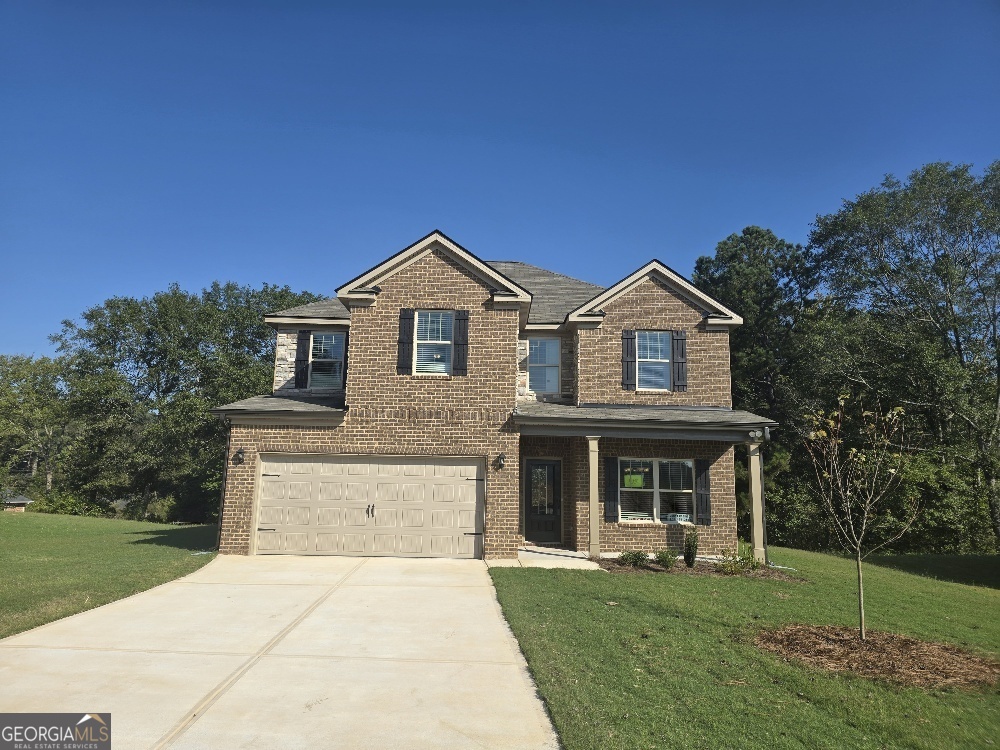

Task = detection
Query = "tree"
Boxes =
[54,281,323,520]
[811,161,1000,547]
[0,356,73,492]
[803,397,917,640]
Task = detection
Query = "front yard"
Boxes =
[491,547,1000,750]
[0,513,217,638]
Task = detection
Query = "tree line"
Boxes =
[2,161,998,553]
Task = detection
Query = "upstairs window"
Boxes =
[415,311,454,374]
[309,332,345,388]
[637,331,671,390]
[527,338,561,394]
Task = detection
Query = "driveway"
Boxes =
[0,556,558,750]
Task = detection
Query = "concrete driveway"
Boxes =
[0,556,558,750]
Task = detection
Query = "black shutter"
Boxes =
[452,310,469,376]
[621,329,636,391]
[604,456,619,522]
[695,458,711,526]
[672,330,688,392]
[397,309,415,375]
[294,330,311,388]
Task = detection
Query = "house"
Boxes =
[213,231,775,560]
[3,495,34,513]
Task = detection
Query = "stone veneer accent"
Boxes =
[220,246,742,560]
[516,333,576,403]
[220,247,523,558]
[576,276,733,407]
[272,326,348,398]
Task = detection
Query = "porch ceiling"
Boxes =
[512,402,777,443]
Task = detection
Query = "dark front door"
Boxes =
[525,460,561,544]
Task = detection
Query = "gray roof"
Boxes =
[514,402,776,429]
[269,297,351,320]
[486,261,603,324]
[4,495,33,505]
[212,394,346,415]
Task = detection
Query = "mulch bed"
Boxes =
[596,558,801,582]
[756,624,1000,690]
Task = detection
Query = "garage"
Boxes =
[254,455,485,558]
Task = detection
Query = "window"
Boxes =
[415,311,454,374]
[618,458,694,523]
[309,332,345,388]
[527,338,561,394]
[637,331,671,390]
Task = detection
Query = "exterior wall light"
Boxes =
[495,453,506,470]
[232,448,245,465]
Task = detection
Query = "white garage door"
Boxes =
[254,455,484,558]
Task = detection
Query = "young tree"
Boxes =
[803,397,917,640]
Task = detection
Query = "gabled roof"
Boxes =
[266,297,351,323]
[335,230,531,305]
[486,261,604,325]
[566,260,743,326]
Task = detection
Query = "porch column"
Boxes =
[587,435,600,557]
[748,441,766,563]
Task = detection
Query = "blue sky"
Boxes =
[2,1,998,356]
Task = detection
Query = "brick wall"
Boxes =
[576,277,732,407]
[220,248,523,558]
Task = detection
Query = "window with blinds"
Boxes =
[415,311,454,375]
[309,332,345,388]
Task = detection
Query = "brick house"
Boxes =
[214,231,775,560]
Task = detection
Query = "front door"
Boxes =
[525,460,561,544]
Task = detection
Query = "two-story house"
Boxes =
[213,231,775,560]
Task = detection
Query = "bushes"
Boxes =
[683,527,699,567]
[715,544,764,575]
[654,550,677,569]
[617,550,648,567]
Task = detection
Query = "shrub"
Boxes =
[683,527,699,567]
[654,550,677,569]
[618,550,648,567]
[715,544,764,575]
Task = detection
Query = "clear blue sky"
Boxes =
[2,1,998,356]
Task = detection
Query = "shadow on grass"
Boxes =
[128,524,218,552]
[868,554,1000,590]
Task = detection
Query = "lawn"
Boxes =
[0,512,217,639]
[491,547,1000,750]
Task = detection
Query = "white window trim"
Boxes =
[637,330,672,391]
[526,337,562,395]
[308,332,345,389]
[618,457,694,524]
[413,310,455,376]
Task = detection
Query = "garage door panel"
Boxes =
[316,533,339,552]
[317,507,340,526]
[341,534,366,553]
[376,483,399,502]
[401,509,424,527]
[255,455,483,558]
[319,482,342,501]
[259,506,284,525]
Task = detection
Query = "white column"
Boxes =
[587,435,601,557]
[748,441,766,563]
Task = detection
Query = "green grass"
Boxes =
[0,513,217,639]
[491,547,1000,750]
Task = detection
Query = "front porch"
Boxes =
[513,403,776,560]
